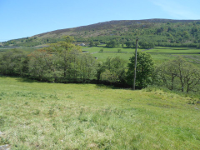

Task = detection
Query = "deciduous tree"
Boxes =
[156,57,200,93]
[126,52,154,88]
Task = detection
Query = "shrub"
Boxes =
[99,49,104,53]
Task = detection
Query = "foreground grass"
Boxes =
[0,77,200,149]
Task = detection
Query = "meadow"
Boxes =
[83,46,200,65]
[0,76,200,149]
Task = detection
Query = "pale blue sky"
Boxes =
[1,0,200,42]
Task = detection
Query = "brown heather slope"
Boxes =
[33,19,200,38]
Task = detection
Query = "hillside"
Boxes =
[2,19,200,47]
[35,19,195,36]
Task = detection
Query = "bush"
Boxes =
[99,49,104,53]
[118,49,122,53]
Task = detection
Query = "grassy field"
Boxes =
[83,46,200,65]
[0,76,200,149]
[146,47,200,54]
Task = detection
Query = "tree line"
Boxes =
[0,36,154,88]
[0,36,199,93]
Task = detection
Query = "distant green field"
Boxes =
[0,77,200,149]
[83,46,200,65]
[83,46,143,53]
[146,47,200,54]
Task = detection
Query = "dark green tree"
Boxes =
[125,41,133,48]
[126,52,154,88]
[0,49,28,76]
[89,41,95,47]
[106,40,119,48]
[94,41,100,47]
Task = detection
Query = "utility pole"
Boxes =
[133,37,139,90]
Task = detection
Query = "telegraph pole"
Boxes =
[133,37,139,90]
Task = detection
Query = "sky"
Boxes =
[1,0,200,42]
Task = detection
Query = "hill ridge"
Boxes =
[33,18,200,37]
[2,18,200,47]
